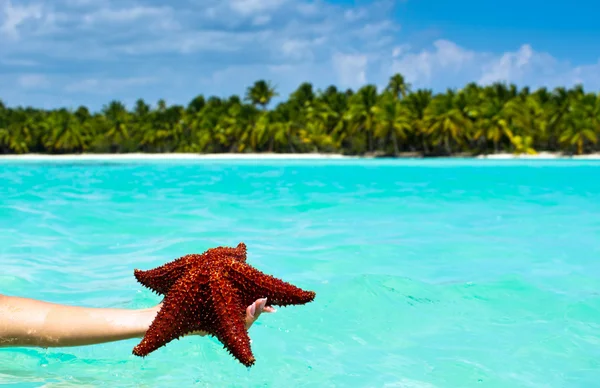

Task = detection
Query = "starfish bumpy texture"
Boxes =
[132,242,316,366]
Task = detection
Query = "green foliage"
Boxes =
[1,76,599,156]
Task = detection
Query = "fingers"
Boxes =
[189,298,277,337]
[245,298,276,330]
[246,298,266,324]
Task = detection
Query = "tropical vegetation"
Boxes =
[1,75,599,156]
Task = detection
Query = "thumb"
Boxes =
[245,298,267,328]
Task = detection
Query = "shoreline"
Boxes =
[0,153,352,161]
[0,152,600,161]
[475,152,600,160]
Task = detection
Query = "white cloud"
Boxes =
[475,44,583,88]
[228,0,286,15]
[0,0,43,39]
[280,37,326,61]
[64,77,157,94]
[332,52,368,89]
[295,2,319,16]
[344,8,367,22]
[62,0,96,6]
[0,0,599,111]
[252,14,271,26]
[392,44,410,58]
[81,6,171,25]
[17,73,48,88]
[479,44,537,84]
[356,20,395,38]
[569,61,600,87]
[387,40,600,91]
[389,40,476,84]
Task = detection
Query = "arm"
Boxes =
[0,294,273,348]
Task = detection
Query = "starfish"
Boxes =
[131,242,316,366]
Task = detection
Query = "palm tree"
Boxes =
[379,74,412,154]
[424,90,471,155]
[243,80,278,153]
[101,100,129,153]
[2,109,39,154]
[45,108,87,153]
[187,95,206,115]
[508,133,537,155]
[559,93,599,155]
[404,89,433,154]
[304,98,339,152]
[245,80,278,110]
[372,91,411,155]
[346,85,378,153]
[386,73,411,100]
[473,94,511,154]
[1,76,599,157]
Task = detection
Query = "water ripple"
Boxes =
[1,160,600,386]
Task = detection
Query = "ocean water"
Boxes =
[1,158,600,388]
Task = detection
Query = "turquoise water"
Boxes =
[1,158,600,387]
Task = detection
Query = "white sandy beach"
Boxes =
[476,152,600,159]
[0,153,353,161]
[0,152,599,160]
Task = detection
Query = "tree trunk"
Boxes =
[444,134,451,155]
[391,129,399,156]
[422,136,429,155]
[287,128,295,153]
[229,140,238,153]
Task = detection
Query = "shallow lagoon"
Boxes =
[1,158,599,387]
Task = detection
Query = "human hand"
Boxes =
[182,297,275,337]
[0,295,278,350]
[245,297,276,331]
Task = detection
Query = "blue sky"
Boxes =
[1,0,599,111]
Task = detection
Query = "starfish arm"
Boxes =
[208,277,255,367]
[135,243,247,295]
[207,242,248,263]
[229,261,316,308]
[132,268,210,356]
[232,242,248,262]
[133,254,197,295]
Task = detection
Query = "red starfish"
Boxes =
[131,242,316,366]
